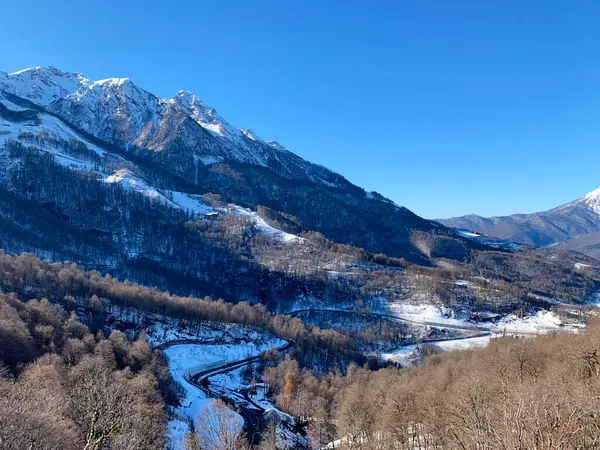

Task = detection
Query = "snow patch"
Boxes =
[241,128,262,142]
[92,77,130,87]
[456,229,523,251]
[104,170,173,203]
[266,140,286,151]
[381,335,491,367]
[457,229,480,238]
[170,192,215,215]
[387,303,468,327]
[199,155,223,165]
[229,205,303,243]
[496,310,565,333]
[103,170,216,216]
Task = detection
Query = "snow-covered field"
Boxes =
[229,205,302,243]
[496,309,583,332]
[381,302,585,366]
[381,335,492,367]
[387,302,582,333]
[387,303,470,327]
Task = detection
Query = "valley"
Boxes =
[1,65,600,449]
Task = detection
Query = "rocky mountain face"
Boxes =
[438,188,600,250]
[0,65,499,302]
[0,66,476,266]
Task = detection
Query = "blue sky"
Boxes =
[3,0,600,218]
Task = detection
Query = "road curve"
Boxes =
[157,338,292,445]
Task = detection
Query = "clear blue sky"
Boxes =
[3,0,600,218]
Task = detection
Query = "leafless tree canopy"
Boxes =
[266,319,600,449]
[0,293,166,450]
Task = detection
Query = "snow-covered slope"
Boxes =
[456,229,528,251]
[57,76,164,145]
[0,66,87,107]
[583,187,600,215]
[172,90,247,144]
[0,65,477,264]
[0,93,301,246]
[0,66,342,184]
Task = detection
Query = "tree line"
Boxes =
[0,251,363,370]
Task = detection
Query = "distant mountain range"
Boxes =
[438,188,600,257]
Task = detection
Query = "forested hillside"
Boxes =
[0,67,466,266]
[264,320,600,449]
[0,251,369,449]
[3,249,599,449]
[0,293,168,450]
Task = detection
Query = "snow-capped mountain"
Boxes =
[0,66,86,107]
[582,187,600,215]
[0,65,467,266]
[0,66,348,185]
[438,187,600,250]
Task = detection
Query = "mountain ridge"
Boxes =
[438,187,600,251]
[0,66,385,191]
[0,64,598,320]
[0,65,473,267]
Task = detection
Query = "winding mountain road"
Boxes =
[158,306,562,445]
[159,338,292,445]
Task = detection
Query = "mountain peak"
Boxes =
[1,65,87,107]
[10,65,75,76]
[170,89,240,141]
[9,66,42,75]
[1,65,318,178]
[8,66,86,82]
[91,77,131,87]
[583,187,600,200]
[583,187,600,215]
[172,90,206,109]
